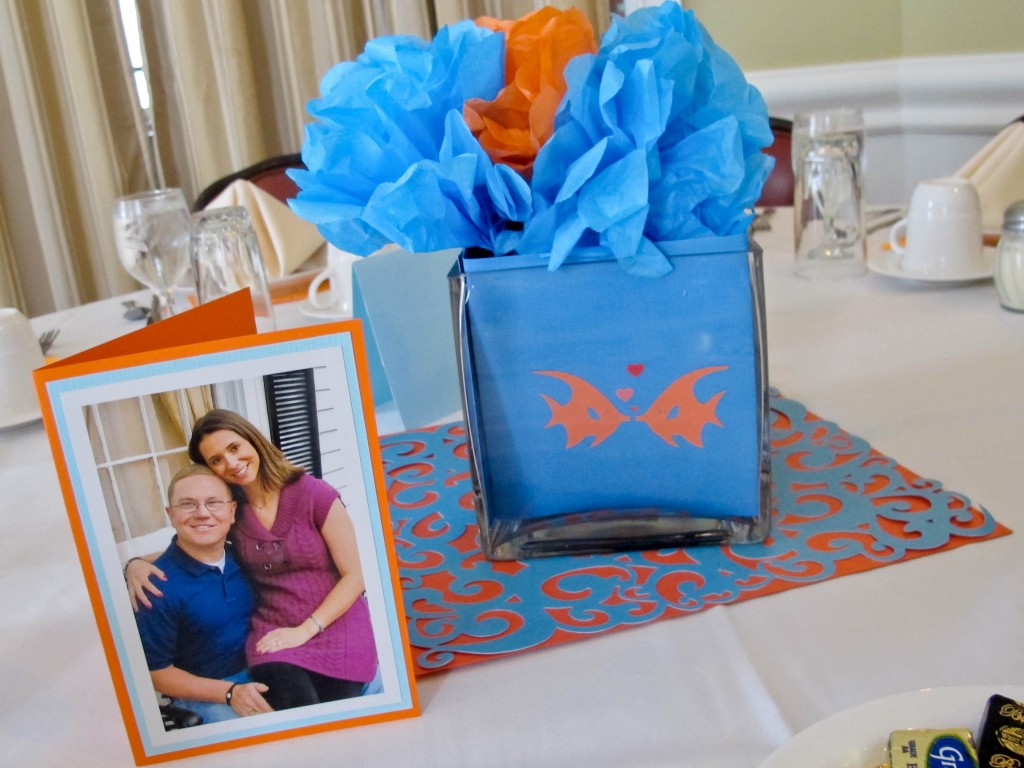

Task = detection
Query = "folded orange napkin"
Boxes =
[956,120,1024,231]
[205,179,325,278]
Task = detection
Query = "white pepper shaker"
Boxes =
[995,200,1024,312]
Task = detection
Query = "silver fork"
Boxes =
[37,328,59,355]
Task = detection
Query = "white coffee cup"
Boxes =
[888,177,984,277]
[307,245,356,315]
[0,308,46,424]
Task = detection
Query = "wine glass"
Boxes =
[112,188,192,319]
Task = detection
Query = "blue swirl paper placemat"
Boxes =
[379,391,1009,674]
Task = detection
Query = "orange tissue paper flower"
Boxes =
[465,7,597,179]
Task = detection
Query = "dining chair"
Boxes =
[757,117,794,208]
[192,153,305,212]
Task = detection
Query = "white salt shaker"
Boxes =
[995,200,1024,312]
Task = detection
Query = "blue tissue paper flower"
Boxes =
[289,20,531,256]
[519,2,774,275]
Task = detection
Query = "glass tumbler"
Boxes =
[792,108,867,279]
[190,206,276,331]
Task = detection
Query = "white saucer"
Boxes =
[298,300,351,320]
[0,405,42,431]
[760,685,1024,768]
[867,247,995,285]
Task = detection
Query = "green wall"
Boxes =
[683,0,1024,71]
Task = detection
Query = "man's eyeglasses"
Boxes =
[171,499,231,514]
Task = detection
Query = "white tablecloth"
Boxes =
[5,209,1022,767]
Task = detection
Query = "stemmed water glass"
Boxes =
[112,188,192,319]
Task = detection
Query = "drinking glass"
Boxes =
[190,206,276,332]
[792,108,867,279]
[112,189,192,318]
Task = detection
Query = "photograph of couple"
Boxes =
[121,406,379,729]
[51,334,417,759]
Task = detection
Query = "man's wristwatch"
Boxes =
[225,682,239,705]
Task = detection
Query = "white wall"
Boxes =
[748,52,1024,205]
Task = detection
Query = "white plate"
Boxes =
[0,405,42,430]
[297,300,351,320]
[760,685,1024,768]
[867,245,995,285]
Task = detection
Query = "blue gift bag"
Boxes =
[449,235,770,559]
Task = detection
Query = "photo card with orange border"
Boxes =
[33,293,418,764]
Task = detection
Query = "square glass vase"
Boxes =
[448,234,771,560]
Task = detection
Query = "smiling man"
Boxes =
[134,464,273,726]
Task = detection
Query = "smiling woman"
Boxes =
[188,409,302,499]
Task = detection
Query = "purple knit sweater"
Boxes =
[233,474,377,682]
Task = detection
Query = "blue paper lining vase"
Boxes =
[448,235,771,560]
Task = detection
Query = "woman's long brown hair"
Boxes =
[188,409,304,496]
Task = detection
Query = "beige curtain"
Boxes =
[155,385,213,445]
[0,0,143,314]
[0,0,610,318]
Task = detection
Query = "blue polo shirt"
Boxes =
[135,537,255,680]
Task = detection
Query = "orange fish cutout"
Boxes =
[536,371,629,447]
[635,366,727,448]
[534,366,728,449]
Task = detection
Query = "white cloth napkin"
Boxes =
[955,120,1024,231]
[205,179,324,278]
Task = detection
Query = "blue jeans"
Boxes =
[169,669,253,725]
[362,665,383,695]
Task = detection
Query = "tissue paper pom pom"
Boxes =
[520,1,774,275]
[464,7,597,179]
[291,2,774,271]
[290,20,531,255]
